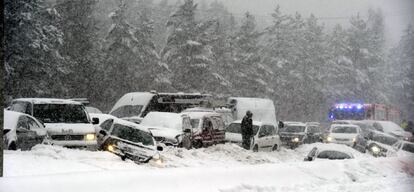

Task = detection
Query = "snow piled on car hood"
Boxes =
[45,123,95,134]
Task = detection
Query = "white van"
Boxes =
[227,97,278,127]
[9,98,98,149]
[109,92,212,123]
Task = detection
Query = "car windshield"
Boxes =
[190,119,200,129]
[317,150,352,160]
[308,126,320,133]
[111,124,154,146]
[332,126,357,133]
[110,105,143,118]
[372,134,399,146]
[402,143,414,153]
[33,104,89,123]
[226,123,259,135]
[285,126,305,133]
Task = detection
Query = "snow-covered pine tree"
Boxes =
[5,0,69,100]
[231,12,271,97]
[162,0,218,92]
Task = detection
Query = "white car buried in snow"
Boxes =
[225,120,281,152]
[140,112,193,149]
[9,98,99,149]
[325,124,361,146]
[3,110,47,150]
[304,143,361,161]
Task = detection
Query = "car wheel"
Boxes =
[253,145,259,152]
[193,140,203,149]
[181,136,192,149]
[272,144,278,151]
[8,141,17,150]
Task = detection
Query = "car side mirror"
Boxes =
[99,130,107,136]
[156,146,163,151]
[183,128,191,133]
[92,118,100,125]
[3,129,11,135]
[278,121,284,128]
[259,133,266,138]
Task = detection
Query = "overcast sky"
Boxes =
[197,0,414,47]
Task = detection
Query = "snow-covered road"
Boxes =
[1,144,413,192]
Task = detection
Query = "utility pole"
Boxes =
[0,0,4,177]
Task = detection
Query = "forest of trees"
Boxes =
[4,0,414,121]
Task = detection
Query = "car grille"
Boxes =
[51,135,84,141]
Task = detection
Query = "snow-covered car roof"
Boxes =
[285,122,307,127]
[330,124,359,129]
[4,110,22,130]
[3,110,43,130]
[13,98,82,105]
[283,121,304,125]
[301,143,363,158]
[181,111,221,119]
[110,92,155,113]
[140,112,187,130]
[182,107,214,113]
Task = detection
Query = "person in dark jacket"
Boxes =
[241,110,253,150]
[407,121,414,134]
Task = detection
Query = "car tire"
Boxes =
[181,136,192,149]
[193,140,203,149]
[253,145,259,152]
[8,141,17,150]
[272,144,278,151]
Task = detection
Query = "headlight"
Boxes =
[107,144,115,152]
[326,136,332,142]
[85,133,96,141]
[352,137,356,142]
[152,153,161,160]
[292,137,300,142]
[371,145,380,154]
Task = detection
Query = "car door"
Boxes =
[256,125,267,148]
[15,116,38,150]
[211,116,225,143]
[26,116,46,144]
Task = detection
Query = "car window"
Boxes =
[190,119,200,129]
[285,126,305,133]
[331,126,357,133]
[111,124,154,146]
[373,122,384,132]
[183,117,192,130]
[17,116,29,130]
[27,116,42,130]
[33,104,89,123]
[402,143,414,153]
[265,125,276,136]
[372,134,398,146]
[203,118,213,130]
[100,119,114,131]
[110,105,143,118]
[308,126,320,133]
[226,123,241,133]
[11,101,32,115]
[258,126,267,136]
[212,116,225,131]
[317,150,352,160]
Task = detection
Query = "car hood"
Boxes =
[329,133,358,139]
[45,123,95,134]
[389,130,412,139]
[148,127,182,140]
